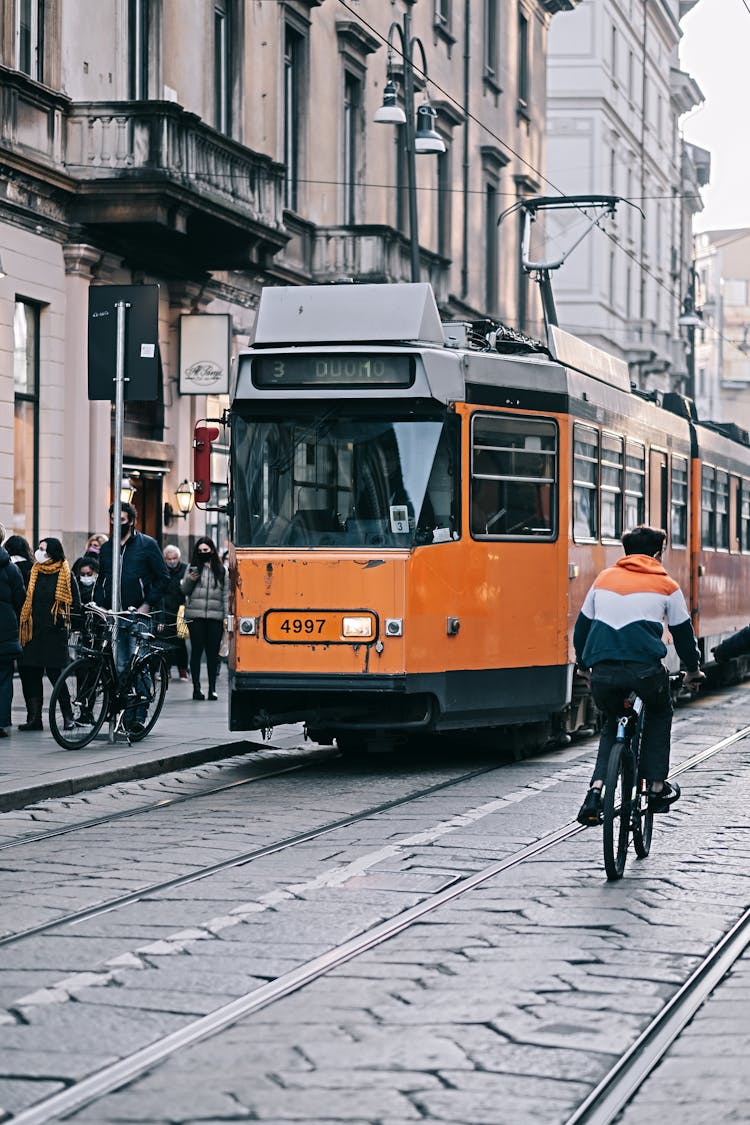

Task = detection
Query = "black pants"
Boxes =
[590,661,672,785]
[20,665,65,700]
[188,618,223,693]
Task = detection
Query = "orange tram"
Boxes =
[202,282,750,750]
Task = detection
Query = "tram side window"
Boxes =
[716,470,729,550]
[740,481,750,551]
[624,441,645,531]
[573,424,599,541]
[701,465,716,549]
[670,455,688,547]
[600,433,623,540]
[471,415,557,539]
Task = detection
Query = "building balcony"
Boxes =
[306,224,450,305]
[0,68,288,271]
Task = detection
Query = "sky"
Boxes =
[680,0,750,232]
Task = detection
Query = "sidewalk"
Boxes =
[0,671,306,813]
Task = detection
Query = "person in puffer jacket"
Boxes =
[712,625,750,663]
[573,525,705,826]
[181,536,228,701]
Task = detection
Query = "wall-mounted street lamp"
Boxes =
[678,265,703,401]
[164,479,195,526]
[373,3,445,283]
[120,478,136,505]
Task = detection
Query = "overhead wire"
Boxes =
[333,0,749,362]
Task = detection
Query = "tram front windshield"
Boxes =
[233,411,459,548]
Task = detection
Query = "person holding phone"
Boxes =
[180,536,227,701]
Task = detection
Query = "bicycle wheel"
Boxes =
[49,658,110,750]
[123,654,167,741]
[602,739,635,881]
[631,707,653,858]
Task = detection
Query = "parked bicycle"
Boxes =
[49,605,169,749]
[601,673,684,880]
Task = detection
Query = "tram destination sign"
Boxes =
[253,353,414,389]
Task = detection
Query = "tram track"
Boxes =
[0,750,333,853]
[0,760,508,948]
[8,719,750,1125]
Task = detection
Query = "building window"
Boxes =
[13,300,40,546]
[284,24,303,211]
[485,182,498,312]
[611,23,618,84]
[129,0,149,99]
[601,433,623,540]
[471,415,557,539]
[670,456,688,548]
[573,424,599,541]
[624,441,645,530]
[435,0,451,30]
[484,0,498,78]
[437,144,451,258]
[16,0,44,82]
[517,10,529,109]
[214,0,231,134]
[343,71,361,225]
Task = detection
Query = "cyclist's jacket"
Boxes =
[574,553,701,672]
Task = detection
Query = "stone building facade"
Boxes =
[546,0,706,394]
[1,0,575,554]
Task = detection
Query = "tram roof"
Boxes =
[252,283,445,347]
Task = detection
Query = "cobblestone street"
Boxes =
[1,684,749,1122]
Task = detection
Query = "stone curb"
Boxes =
[0,739,263,814]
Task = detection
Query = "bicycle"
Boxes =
[48,605,169,750]
[600,672,689,881]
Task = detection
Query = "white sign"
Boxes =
[179,314,231,395]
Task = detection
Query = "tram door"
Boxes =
[649,450,668,533]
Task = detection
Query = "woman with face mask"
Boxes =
[17,538,81,733]
[181,536,228,701]
[72,555,100,607]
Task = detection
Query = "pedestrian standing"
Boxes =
[181,536,227,701]
[18,537,80,732]
[0,523,26,738]
[4,535,35,728]
[159,545,189,681]
[72,555,100,606]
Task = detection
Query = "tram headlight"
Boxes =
[385,618,403,637]
[342,616,374,639]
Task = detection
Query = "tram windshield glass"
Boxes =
[233,411,460,548]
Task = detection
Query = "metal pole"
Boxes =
[109,300,128,743]
[687,324,695,402]
[111,300,128,617]
[403,8,420,284]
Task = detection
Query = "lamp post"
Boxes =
[373,2,445,283]
[678,265,702,402]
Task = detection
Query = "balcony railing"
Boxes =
[65,101,285,232]
[309,225,450,304]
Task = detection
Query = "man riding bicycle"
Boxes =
[574,525,705,826]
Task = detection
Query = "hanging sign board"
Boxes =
[88,284,160,401]
[179,313,231,395]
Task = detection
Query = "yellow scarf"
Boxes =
[19,559,73,647]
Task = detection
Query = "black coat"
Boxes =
[0,548,24,660]
[714,625,750,662]
[95,530,170,612]
[21,569,81,669]
[161,562,187,622]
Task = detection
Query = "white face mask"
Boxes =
[79,575,97,587]
[34,549,49,564]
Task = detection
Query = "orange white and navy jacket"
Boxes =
[573,554,701,672]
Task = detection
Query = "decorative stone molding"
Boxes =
[62,243,102,278]
[335,19,381,59]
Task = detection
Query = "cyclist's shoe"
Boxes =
[648,780,681,813]
[577,787,603,826]
[127,720,146,737]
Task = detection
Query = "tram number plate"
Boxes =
[264,611,375,643]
